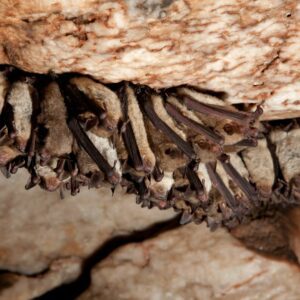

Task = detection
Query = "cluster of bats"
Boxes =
[0,66,299,229]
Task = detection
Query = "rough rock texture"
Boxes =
[2,169,299,300]
[0,257,82,300]
[0,169,177,299]
[0,0,299,119]
[1,1,300,299]
[79,223,300,300]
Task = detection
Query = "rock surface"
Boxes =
[0,257,82,300]
[0,171,300,299]
[0,1,300,299]
[0,169,177,299]
[0,0,299,119]
[79,223,300,300]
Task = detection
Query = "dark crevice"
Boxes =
[33,215,181,300]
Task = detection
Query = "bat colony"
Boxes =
[0,66,299,229]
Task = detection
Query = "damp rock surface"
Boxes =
[0,1,299,119]
[79,223,300,300]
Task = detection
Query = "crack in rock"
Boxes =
[33,215,181,300]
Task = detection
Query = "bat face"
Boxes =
[0,65,298,230]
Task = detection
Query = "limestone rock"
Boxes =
[0,1,299,119]
[0,169,176,299]
[0,1,300,299]
[79,223,300,300]
[0,257,81,300]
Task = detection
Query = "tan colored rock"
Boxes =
[0,1,300,299]
[79,223,300,300]
[0,169,176,298]
[0,257,81,300]
[0,1,299,119]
